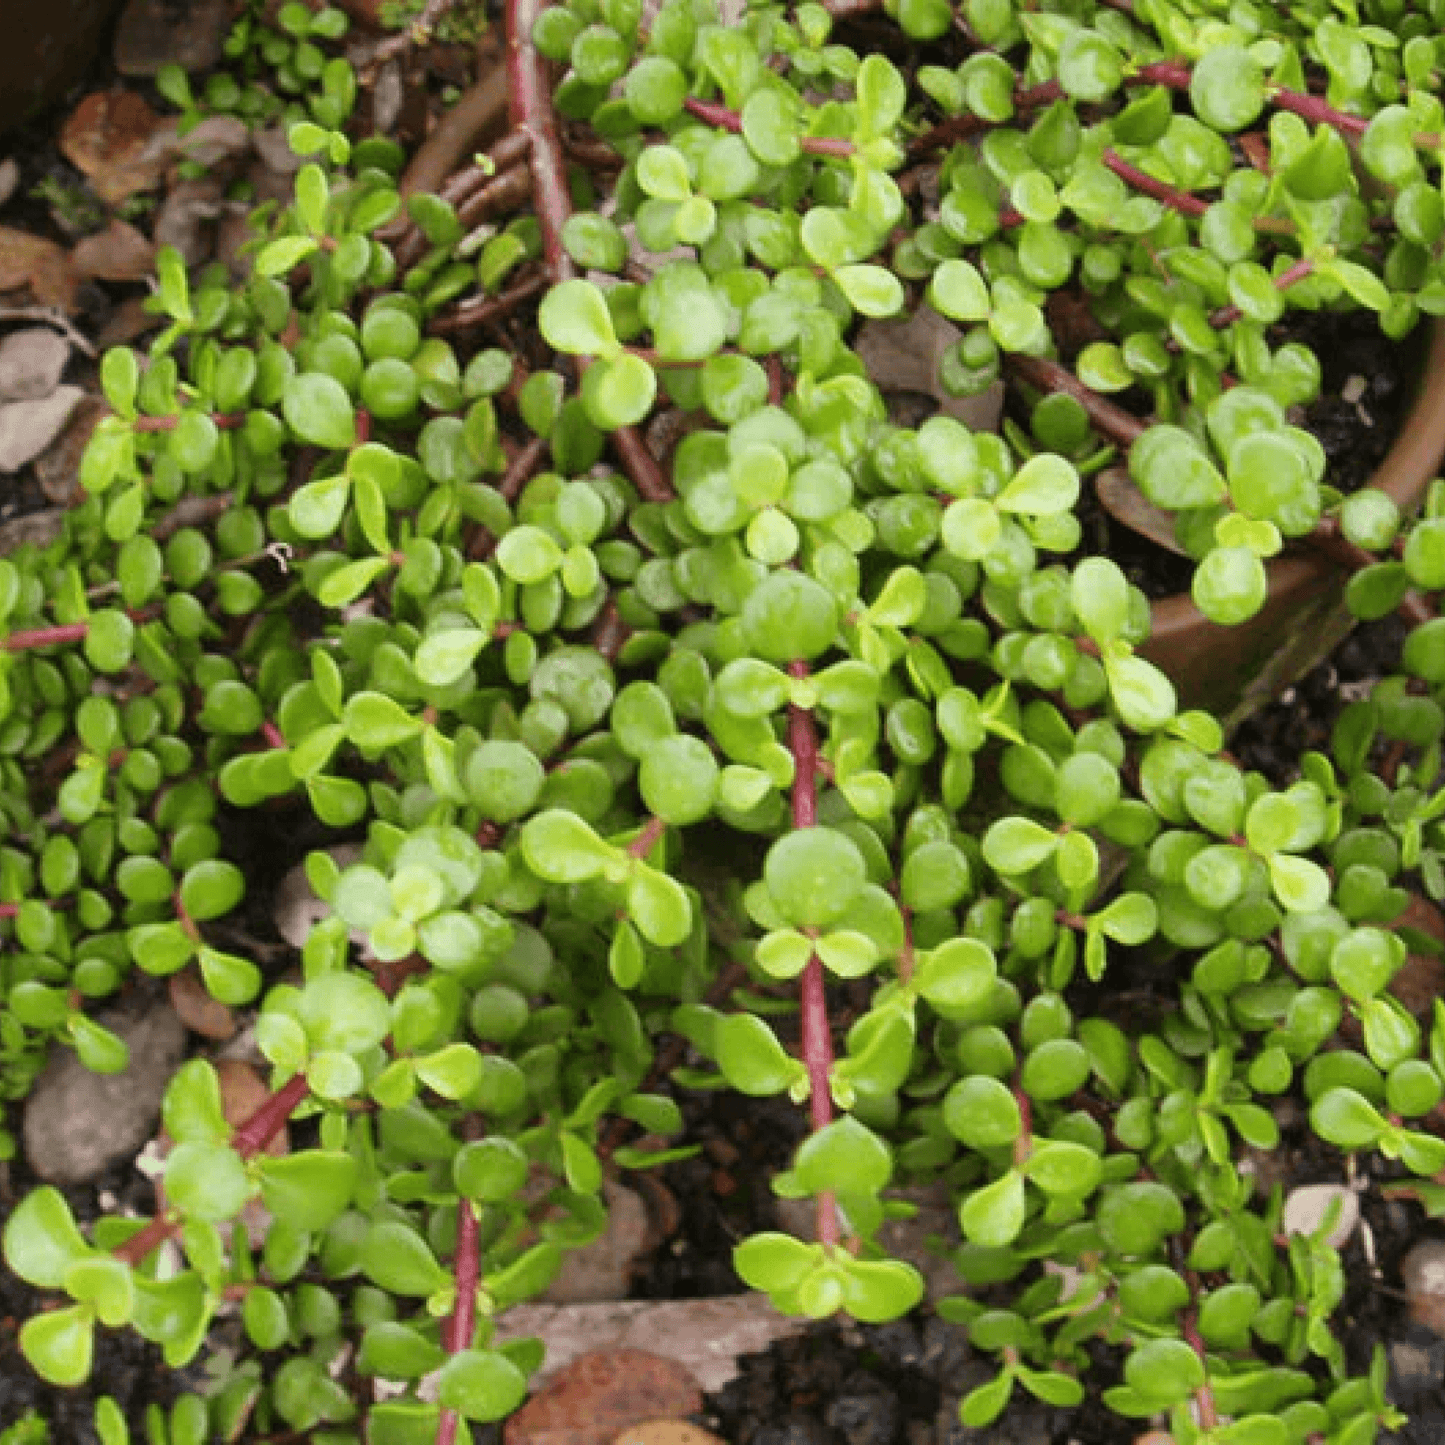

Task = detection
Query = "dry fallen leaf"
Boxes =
[34,394,107,507]
[61,90,167,207]
[0,228,77,311]
[1096,468,1190,556]
[0,328,69,403]
[72,218,156,282]
[168,966,238,1041]
[504,1350,702,1445]
[96,296,165,350]
[0,386,85,473]
[493,1298,807,1395]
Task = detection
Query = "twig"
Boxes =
[0,306,96,358]
[428,270,549,334]
[507,0,673,501]
[1004,353,1149,450]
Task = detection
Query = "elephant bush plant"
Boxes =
[7,0,1445,1439]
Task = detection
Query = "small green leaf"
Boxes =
[283,373,357,450]
[539,279,618,355]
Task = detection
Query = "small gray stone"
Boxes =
[0,327,69,402]
[1403,1237,1445,1337]
[23,997,186,1185]
[115,0,231,77]
[0,385,85,472]
[1390,1326,1445,1408]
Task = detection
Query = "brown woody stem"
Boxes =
[1004,353,1149,449]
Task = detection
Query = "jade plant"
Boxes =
[8,0,1445,1439]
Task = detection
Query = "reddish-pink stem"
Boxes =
[1102,149,1207,217]
[132,413,245,432]
[114,1072,309,1266]
[683,98,855,157]
[1269,87,1368,136]
[437,1198,482,1445]
[3,623,90,651]
[1004,353,1148,449]
[627,815,667,858]
[261,721,286,750]
[1210,256,1314,328]
[231,1072,310,1158]
[787,662,838,1249]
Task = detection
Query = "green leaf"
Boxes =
[344,691,422,750]
[627,863,693,946]
[834,265,904,318]
[165,1141,250,1222]
[20,1303,94,1387]
[959,1371,1014,1428]
[539,279,618,356]
[581,352,656,429]
[764,828,867,928]
[1071,558,1129,643]
[735,1232,822,1292]
[283,373,357,450]
[915,937,997,1011]
[982,817,1057,875]
[436,1350,529,1422]
[180,859,244,922]
[1105,654,1177,732]
[3,1187,91,1288]
[1309,1086,1387,1150]
[256,236,320,276]
[795,1116,893,1195]
[944,1075,1021,1149]
[959,1168,1026,1247]
[257,1150,358,1232]
[714,1013,803,1096]
[1124,1337,1204,1408]
[361,1222,450,1296]
[522,809,615,883]
[1190,47,1265,132]
[840,1257,925,1322]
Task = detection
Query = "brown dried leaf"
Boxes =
[494,1298,808,1395]
[1388,894,1445,1017]
[1096,468,1190,556]
[35,394,107,507]
[168,966,237,1041]
[0,228,77,311]
[96,295,165,350]
[0,387,85,473]
[72,219,156,282]
[504,1350,702,1445]
[216,1059,288,1156]
[61,90,167,207]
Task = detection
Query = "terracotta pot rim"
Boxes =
[1143,316,1445,721]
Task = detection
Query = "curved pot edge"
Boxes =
[1141,316,1445,727]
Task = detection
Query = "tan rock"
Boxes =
[504,1349,702,1445]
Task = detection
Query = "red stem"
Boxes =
[436,1198,482,1445]
[1269,87,1368,136]
[114,1073,309,1266]
[1102,149,1206,217]
[787,662,838,1249]
[627,815,667,858]
[1210,256,1314,328]
[261,721,286,750]
[231,1072,310,1158]
[683,98,855,157]
[1004,353,1148,449]
[132,413,245,432]
[3,623,90,651]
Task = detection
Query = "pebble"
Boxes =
[114,0,232,76]
[0,328,69,403]
[1282,1183,1360,1250]
[0,386,86,473]
[1389,1326,1445,1408]
[1402,1239,1445,1338]
[23,996,186,1185]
